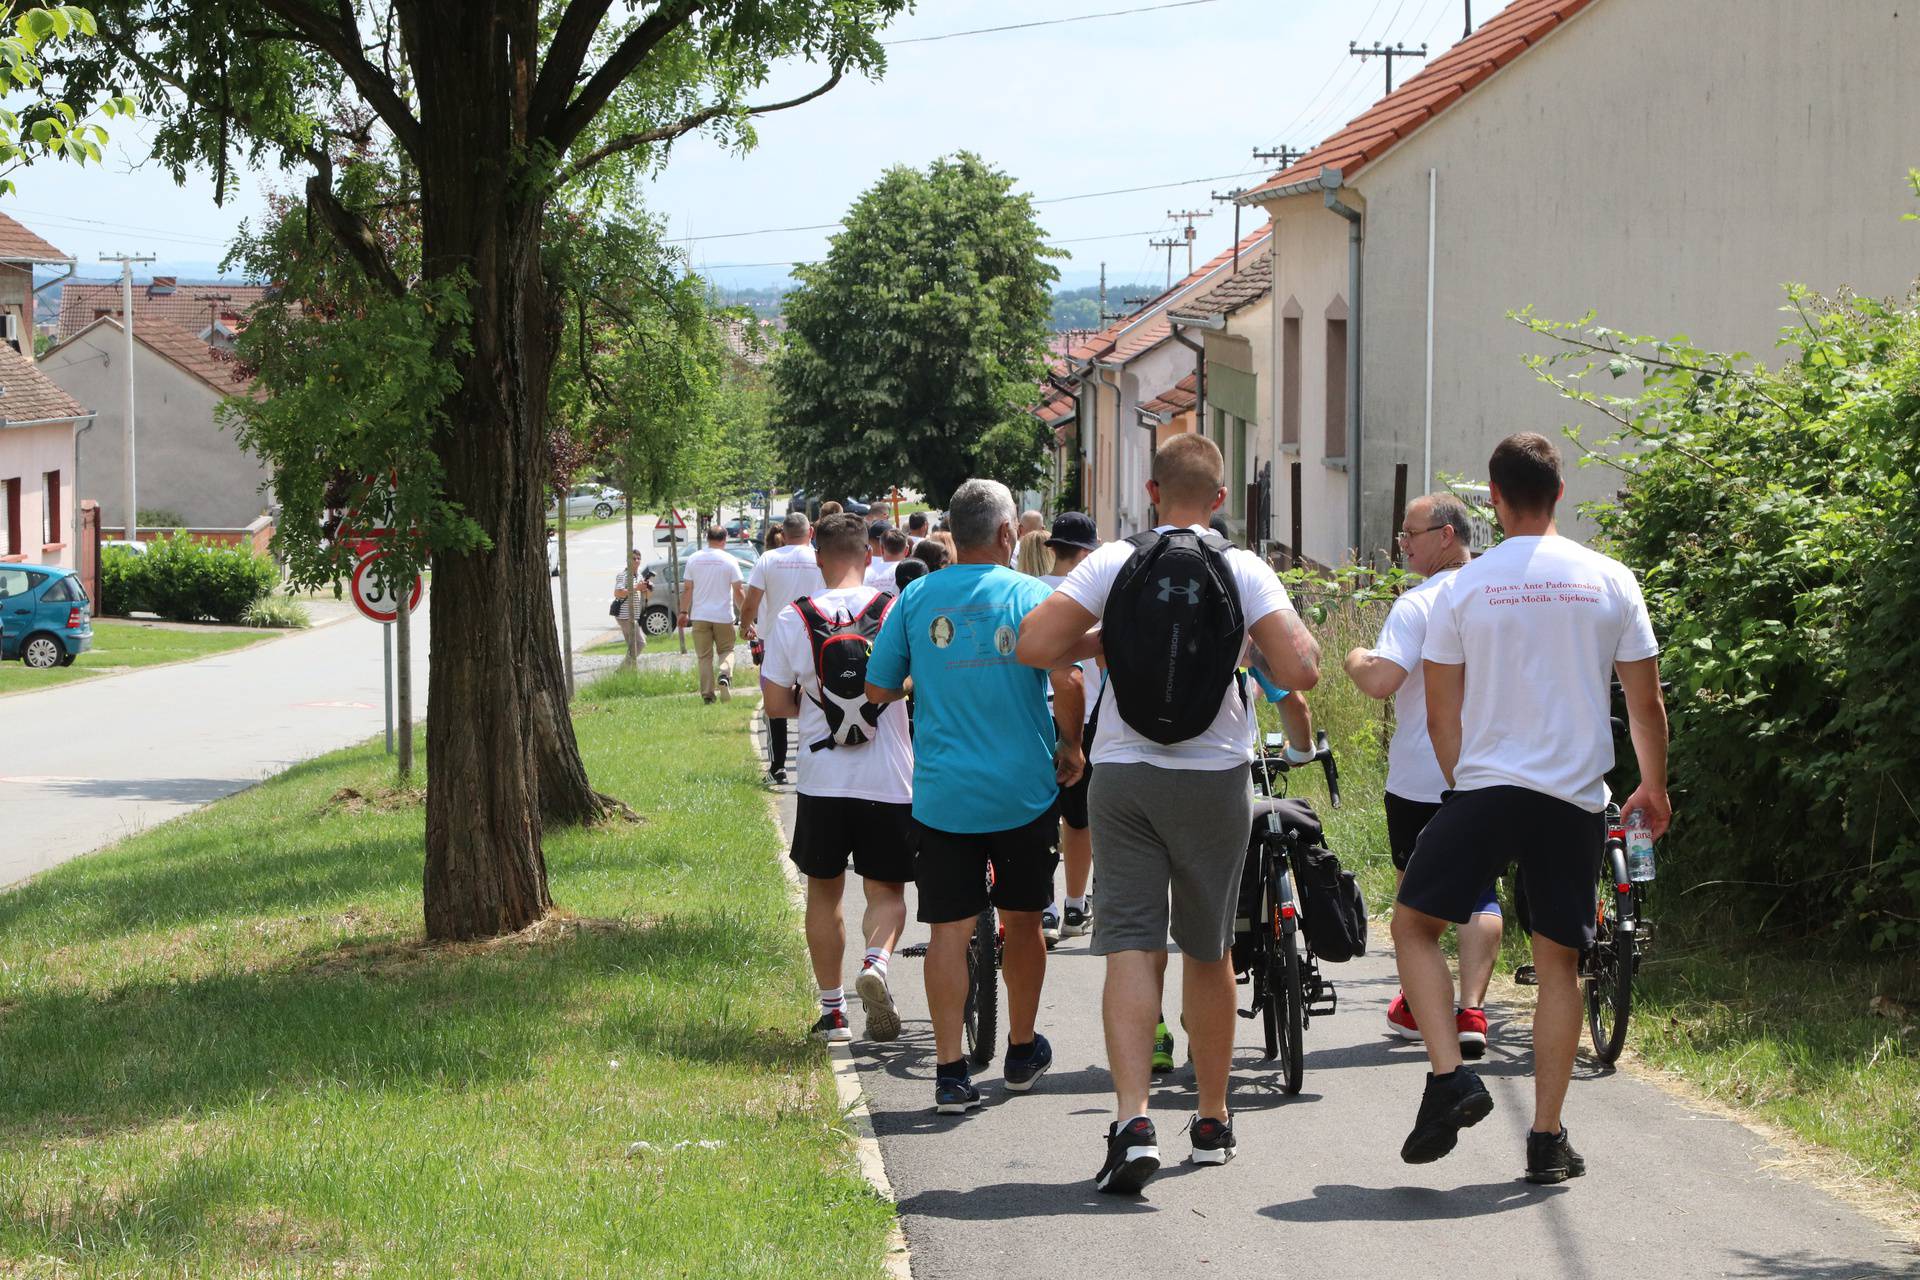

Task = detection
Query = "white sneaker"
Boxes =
[856,965,900,1042]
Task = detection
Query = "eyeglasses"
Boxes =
[1396,525,1449,546]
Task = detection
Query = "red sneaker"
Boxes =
[1386,992,1422,1041]
[1456,1006,1489,1059]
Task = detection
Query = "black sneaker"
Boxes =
[809,1009,851,1044]
[1061,904,1091,938]
[1040,908,1061,948]
[1095,1116,1160,1194]
[1525,1127,1587,1184]
[1400,1067,1494,1164]
[1189,1115,1236,1166]
[768,767,787,785]
[1003,1033,1052,1093]
[934,1073,981,1115]
[717,673,732,702]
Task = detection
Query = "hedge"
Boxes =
[99,535,280,625]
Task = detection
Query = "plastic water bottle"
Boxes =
[1624,809,1657,883]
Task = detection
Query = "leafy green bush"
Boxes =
[240,596,312,629]
[1523,271,1920,950]
[97,544,146,616]
[110,535,280,625]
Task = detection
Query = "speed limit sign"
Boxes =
[350,551,423,623]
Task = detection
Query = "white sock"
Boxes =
[819,986,845,1015]
[1066,896,1089,913]
[1045,899,1059,916]
[862,948,889,981]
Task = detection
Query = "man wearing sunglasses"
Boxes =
[1344,493,1501,1060]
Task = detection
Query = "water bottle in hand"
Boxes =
[1625,808,1657,883]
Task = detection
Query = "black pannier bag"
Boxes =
[1265,797,1368,963]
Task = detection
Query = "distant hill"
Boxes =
[1049,284,1159,333]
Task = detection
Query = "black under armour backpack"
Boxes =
[1101,528,1246,745]
[794,592,894,753]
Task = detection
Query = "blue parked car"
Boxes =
[0,564,93,668]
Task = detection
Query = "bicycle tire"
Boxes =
[1258,929,1280,1060]
[1586,853,1634,1063]
[1277,927,1306,1095]
[967,907,998,1067]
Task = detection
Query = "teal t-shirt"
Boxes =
[866,562,1056,834]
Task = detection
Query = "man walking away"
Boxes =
[1344,493,1501,1057]
[865,527,908,591]
[905,511,929,548]
[760,513,913,1044]
[1018,434,1320,1193]
[681,525,746,703]
[742,511,826,783]
[1393,432,1668,1184]
[866,480,1086,1115]
[1020,509,1045,537]
[1037,512,1101,943]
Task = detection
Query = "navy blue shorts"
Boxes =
[1397,786,1597,949]
[1385,790,1499,916]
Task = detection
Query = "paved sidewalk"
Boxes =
[756,721,1916,1280]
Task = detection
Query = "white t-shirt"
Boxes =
[1056,527,1295,770]
[1422,534,1659,812]
[682,547,743,624]
[1038,573,1099,725]
[760,586,913,804]
[864,558,903,592]
[747,543,825,632]
[1370,568,1457,804]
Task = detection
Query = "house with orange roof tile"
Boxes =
[1239,0,1920,565]
[41,316,270,534]
[1058,225,1273,539]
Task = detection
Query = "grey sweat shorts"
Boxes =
[1088,761,1254,962]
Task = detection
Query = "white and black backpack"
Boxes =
[794,592,894,753]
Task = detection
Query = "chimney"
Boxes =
[146,276,177,298]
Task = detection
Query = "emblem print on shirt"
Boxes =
[1156,577,1201,604]
[930,616,955,648]
[994,624,1016,656]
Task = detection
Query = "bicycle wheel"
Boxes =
[1257,928,1280,1060]
[1586,866,1634,1063]
[1276,927,1306,1095]
[967,906,999,1068]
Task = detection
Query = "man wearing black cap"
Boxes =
[863,524,908,591]
[1039,512,1101,940]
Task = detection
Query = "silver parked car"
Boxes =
[547,483,623,521]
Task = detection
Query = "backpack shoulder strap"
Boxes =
[1125,529,1161,550]
[793,595,835,678]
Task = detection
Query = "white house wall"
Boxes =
[1352,0,1920,550]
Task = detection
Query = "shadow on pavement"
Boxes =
[1723,1250,1920,1279]
[1259,1179,1566,1222]
[900,1162,1212,1219]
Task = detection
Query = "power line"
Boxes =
[883,0,1225,46]
[695,225,1177,272]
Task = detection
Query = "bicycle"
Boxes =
[1583,802,1652,1062]
[1237,730,1342,1094]
[963,898,999,1068]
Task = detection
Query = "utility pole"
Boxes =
[193,290,234,342]
[99,252,155,540]
[1464,1,1473,37]
[1212,188,1247,272]
[1166,208,1213,279]
[1149,236,1183,290]
[1252,144,1305,168]
[1350,40,1428,95]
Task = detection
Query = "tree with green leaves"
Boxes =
[0,4,133,194]
[771,152,1060,505]
[48,1,903,940]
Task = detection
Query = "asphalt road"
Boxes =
[0,517,648,889]
[762,730,1917,1280]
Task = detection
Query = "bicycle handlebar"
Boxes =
[1255,729,1342,810]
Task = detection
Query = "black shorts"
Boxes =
[914,804,1060,924]
[1058,763,1091,830]
[789,794,916,884]
[1384,791,1443,871]
[1397,785,1601,950]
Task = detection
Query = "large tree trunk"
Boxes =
[411,3,555,940]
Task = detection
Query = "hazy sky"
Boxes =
[2,0,1475,287]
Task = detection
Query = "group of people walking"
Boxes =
[747,429,1670,1194]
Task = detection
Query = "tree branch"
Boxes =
[554,68,844,189]
[541,0,703,152]
[256,0,422,158]
[531,0,616,130]
[305,152,408,299]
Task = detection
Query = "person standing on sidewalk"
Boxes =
[1393,432,1669,1184]
[865,479,1086,1116]
[1035,512,1100,945]
[760,513,913,1046]
[612,549,646,657]
[742,511,826,784]
[1018,434,1320,1193]
[1344,492,1503,1058]
[680,525,746,704]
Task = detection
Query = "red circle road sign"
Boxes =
[350,551,423,623]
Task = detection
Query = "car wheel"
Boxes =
[21,633,64,669]
[641,605,672,637]
[594,502,614,519]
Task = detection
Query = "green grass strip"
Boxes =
[0,669,893,1278]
